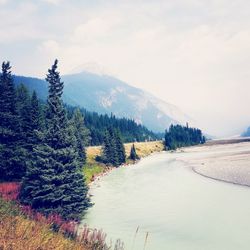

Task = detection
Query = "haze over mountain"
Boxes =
[14,71,192,132]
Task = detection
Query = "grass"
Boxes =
[84,140,164,183]
[0,184,124,250]
[83,163,105,184]
[0,198,86,250]
[124,141,164,159]
[86,141,164,162]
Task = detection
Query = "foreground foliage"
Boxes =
[0,183,124,250]
[0,62,26,181]
[20,60,91,220]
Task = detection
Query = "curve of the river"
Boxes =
[82,150,250,250]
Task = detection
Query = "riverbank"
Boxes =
[83,141,164,183]
[182,139,250,187]
[83,142,250,250]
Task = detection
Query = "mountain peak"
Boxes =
[69,62,112,76]
[14,71,192,132]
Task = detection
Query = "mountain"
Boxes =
[14,71,192,132]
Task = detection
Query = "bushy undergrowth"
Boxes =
[0,182,124,250]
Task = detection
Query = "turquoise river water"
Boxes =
[82,150,250,250]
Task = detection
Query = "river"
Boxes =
[83,147,250,250]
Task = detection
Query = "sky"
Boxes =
[1,0,250,137]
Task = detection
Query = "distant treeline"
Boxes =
[242,126,250,137]
[34,104,158,147]
[165,124,206,150]
[78,109,158,145]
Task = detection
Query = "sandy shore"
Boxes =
[181,141,250,187]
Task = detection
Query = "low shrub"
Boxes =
[0,183,124,250]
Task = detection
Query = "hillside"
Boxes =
[78,108,158,145]
[13,71,191,132]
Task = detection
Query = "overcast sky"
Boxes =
[1,0,250,137]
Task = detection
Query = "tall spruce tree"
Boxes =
[101,127,126,166]
[16,84,32,149]
[129,144,139,161]
[26,90,44,149]
[30,91,43,132]
[102,129,114,165]
[108,127,119,166]
[0,62,26,180]
[114,129,126,165]
[70,108,90,165]
[20,60,91,220]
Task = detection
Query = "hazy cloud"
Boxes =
[1,0,250,136]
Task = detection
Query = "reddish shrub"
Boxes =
[0,182,123,249]
[0,182,20,201]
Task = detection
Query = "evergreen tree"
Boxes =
[27,91,44,149]
[114,129,126,165]
[70,108,90,165]
[20,60,91,220]
[0,62,26,180]
[30,91,42,132]
[108,127,119,166]
[16,84,32,148]
[164,124,206,150]
[129,144,139,161]
[102,128,114,165]
[101,127,126,167]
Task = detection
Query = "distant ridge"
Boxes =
[14,71,193,132]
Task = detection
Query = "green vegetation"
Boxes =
[0,59,164,249]
[20,60,91,220]
[98,127,126,167]
[165,124,206,150]
[0,62,26,181]
[66,106,159,146]
[129,144,139,161]
[0,60,91,221]
[0,189,124,250]
[83,164,105,184]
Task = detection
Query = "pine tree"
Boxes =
[164,124,205,150]
[70,108,90,165]
[20,60,91,220]
[101,128,126,166]
[30,91,42,132]
[102,129,113,164]
[129,144,139,161]
[114,130,126,165]
[108,127,119,166]
[0,62,26,180]
[27,90,44,149]
[16,84,32,148]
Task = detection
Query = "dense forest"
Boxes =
[97,127,126,166]
[165,124,206,150]
[66,106,158,146]
[0,60,91,220]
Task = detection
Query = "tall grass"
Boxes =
[0,182,124,250]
